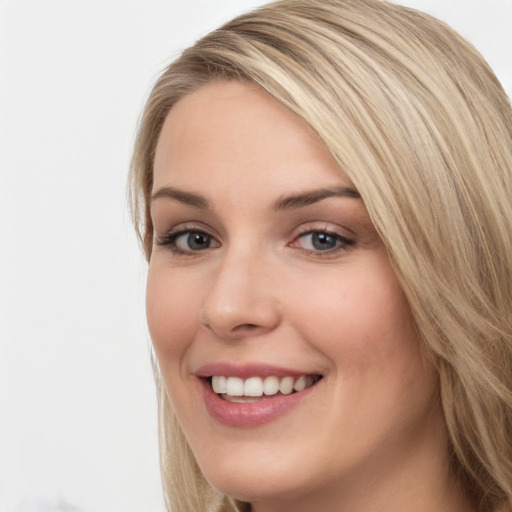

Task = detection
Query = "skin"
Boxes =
[147,81,474,512]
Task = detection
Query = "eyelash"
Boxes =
[291,228,355,257]
[155,226,355,257]
[155,228,217,256]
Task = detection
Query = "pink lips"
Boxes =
[195,363,320,428]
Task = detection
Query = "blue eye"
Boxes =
[177,232,214,251]
[306,232,338,250]
[294,230,354,253]
[156,230,219,254]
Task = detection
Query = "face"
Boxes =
[147,81,445,510]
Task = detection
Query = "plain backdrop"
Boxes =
[0,1,510,511]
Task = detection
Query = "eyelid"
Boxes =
[154,221,355,258]
[292,223,354,241]
[154,223,220,255]
[290,226,355,256]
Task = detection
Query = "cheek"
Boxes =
[286,266,436,440]
[286,260,420,374]
[146,263,201,365]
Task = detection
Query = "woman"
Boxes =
[130,0,512,511]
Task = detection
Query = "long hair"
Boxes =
[130,1,512,510]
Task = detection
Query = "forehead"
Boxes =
[153,81,349,192]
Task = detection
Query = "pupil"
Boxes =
[312,232,336,250]
[188,233,209,250]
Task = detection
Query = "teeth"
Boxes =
[263,376,279,395]
[293,375,306,392]
[210,374,319,398]
[226,377,244,396]
[244,377,263,397]
[211,375,227,394]
[279,376,294,395]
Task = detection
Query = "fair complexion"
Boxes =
[147,81,474,512]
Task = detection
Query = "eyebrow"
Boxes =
[150,185,361,211]
[151,186,210,209]
[273,186,361,211]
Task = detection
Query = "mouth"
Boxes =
[195,363,324,427]
[208,374,322,403]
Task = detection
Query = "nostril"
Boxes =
[233,323,259,331]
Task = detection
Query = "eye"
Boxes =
[292,230,354,254]
[176,231,216,251]
[156,229,220,255]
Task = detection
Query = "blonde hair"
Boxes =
[130,1,512,511]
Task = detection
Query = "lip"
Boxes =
[195,362,313,379]
[195,363,322,428]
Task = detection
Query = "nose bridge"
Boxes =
[200,241,280,338]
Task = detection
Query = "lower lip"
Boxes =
[199,378,317,427]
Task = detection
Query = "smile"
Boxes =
[196,365,323,427]
[210,375,320,401]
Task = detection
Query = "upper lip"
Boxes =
[194,362,322,379]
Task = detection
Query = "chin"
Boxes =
[197,446,324,505]
[207,472,300,504]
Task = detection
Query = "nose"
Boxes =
[200,248,281,340]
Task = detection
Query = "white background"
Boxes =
[0,1,510,511]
